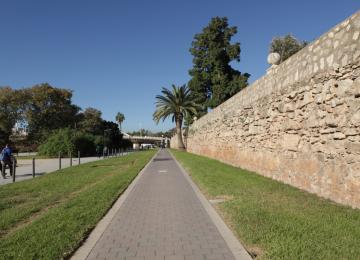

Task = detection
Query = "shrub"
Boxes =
[73,133,96,157]
[38,129,99,157]
[38,128,75,157]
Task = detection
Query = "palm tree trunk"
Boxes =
[176,119,185,150]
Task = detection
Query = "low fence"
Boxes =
[1,148,133,184]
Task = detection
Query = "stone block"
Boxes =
[336,79,353,97]
[282,134,300,151]
[344,128,359,136]
[333,132,346,140]
[350,111,360,126]
[284,120,302,131]
[349,163,360,178]
[297,92,314,109]
[345,142,360,154]
[325,116,338,127]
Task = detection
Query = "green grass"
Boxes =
[171,149,360,259]
[0,150,156,260]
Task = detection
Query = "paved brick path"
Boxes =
[85,149,243,260]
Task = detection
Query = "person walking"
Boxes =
[0,150,3,178]
[96,145,101,158]
[1,144,13,177]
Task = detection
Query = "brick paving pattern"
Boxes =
[86,149,236,260]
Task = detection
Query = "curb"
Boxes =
[169,150,252,260]
[71,150,160,260]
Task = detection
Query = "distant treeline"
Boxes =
[0,83,130,154]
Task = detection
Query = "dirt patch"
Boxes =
[214,195,234,201]
[90,165,115,168]
[246,245,264,259]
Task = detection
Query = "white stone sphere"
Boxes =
[267,52,281,65]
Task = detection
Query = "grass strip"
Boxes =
[171,149,360,259]
[0,150,156,259]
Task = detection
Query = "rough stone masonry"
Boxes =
[180,11,360,208]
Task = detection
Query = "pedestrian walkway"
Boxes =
[76,149,250,260]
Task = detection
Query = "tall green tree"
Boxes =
[153,85,200,149]
[101,120,122,149]
[0,87,26,144]
[189,16,250,110]
[24,83,80,142]
[270,34,307,63]
[78,107,103,135]
[115,112,125,130]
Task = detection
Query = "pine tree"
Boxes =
[188,17,250,110]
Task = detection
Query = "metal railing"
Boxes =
[2,148,133,183]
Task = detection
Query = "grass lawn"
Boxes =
[171,149,360,259]
[0,150,156,260]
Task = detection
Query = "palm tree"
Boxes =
[153,84,200,150]
[115,112,125,131]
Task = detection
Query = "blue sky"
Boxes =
[1,0,359,132]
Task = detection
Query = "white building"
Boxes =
[12,122,28,136]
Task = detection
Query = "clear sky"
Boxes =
[1,0,359,132]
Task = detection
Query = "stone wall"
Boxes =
[185,11,360,208]
[170,134,180,149]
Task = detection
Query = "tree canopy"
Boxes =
[78,107,103,135]
[102,120,122,148]
[24,83,80,141]
[188,16,250,111]
[1,83,127,152]
[115,112,125,130]
[270,34,307,63]
[0,87,26,144]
